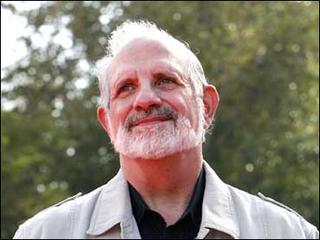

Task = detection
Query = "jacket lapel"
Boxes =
[198,161,240,239]
[86,170,141,239]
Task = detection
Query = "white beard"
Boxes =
[112,111,205,159]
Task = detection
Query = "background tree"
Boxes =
[1,1,318,238]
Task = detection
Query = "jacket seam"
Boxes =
[259,198,269,238]
[67,203,76,238]
[226,187,239,238]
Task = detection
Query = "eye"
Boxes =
[155,74,178,88]
[118,83,136,95]
[121,83,134,91]
[156,78,175,85]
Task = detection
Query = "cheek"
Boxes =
[161,90,198,124]
[109,101,132,131]
[180,92,200,128]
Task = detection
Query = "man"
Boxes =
[14,20,318,239]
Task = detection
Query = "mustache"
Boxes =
[125,106,178,130]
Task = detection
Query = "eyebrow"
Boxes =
[112,63,186,91]
[151,64,184,81]
[112,70,138,90]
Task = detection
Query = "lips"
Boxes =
[132,116,172,127]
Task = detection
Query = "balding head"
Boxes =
[97,20,208,109]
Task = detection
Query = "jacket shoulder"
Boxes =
[256,191,319,239]
[13,187,103,239]
[227,185,319,239]
[256,192,300,217]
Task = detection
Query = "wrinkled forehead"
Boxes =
[107,38,187,82]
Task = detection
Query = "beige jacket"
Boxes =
[13,161,319,239]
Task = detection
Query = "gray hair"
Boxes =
[97,20,208,109]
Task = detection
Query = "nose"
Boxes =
[133,86,162,111]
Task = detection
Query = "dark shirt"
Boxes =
[128,166,206,239]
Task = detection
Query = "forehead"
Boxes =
[107,38,186,83]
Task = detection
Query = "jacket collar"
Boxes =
[86,169,139,237]
[200,161,240,238]
[86,161,240,238]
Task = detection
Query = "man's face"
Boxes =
[101,39,205,159]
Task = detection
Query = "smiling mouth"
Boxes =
[132,116,172,127]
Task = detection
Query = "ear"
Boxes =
[97,106,113,141]
[202,85,220,129]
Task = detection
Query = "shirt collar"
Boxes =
[128,181,149,223]
[180,165,205,225]
[128,165,205,226]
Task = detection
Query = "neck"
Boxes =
[120,146,203,225]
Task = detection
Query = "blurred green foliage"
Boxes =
[1,1,319,238]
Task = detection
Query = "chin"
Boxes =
[121,148,181,160]
[116,135,201,160]
[114,116,204,160]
